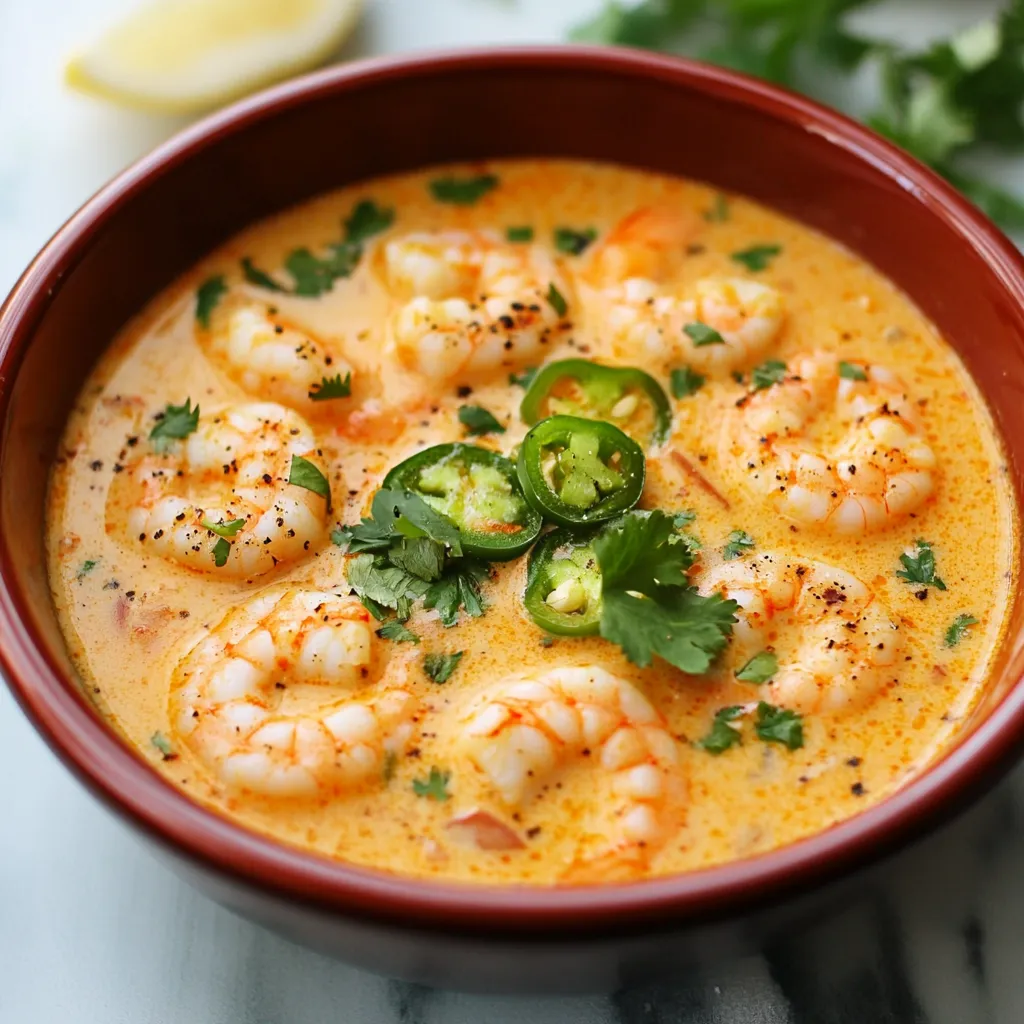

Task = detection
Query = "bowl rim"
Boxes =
[3,44,1024,936]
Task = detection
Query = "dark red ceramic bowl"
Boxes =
[3,46,1024,994]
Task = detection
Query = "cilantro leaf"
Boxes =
[754,702,804,750]
[195,275,227,328]
[150,398,199,448]
[429,173,499,205]
[838,361,868,381]
[212,537,231,568]
[412,766,451,801]
[150,731,177,760]
[309,373,352,401]
[346,553,431,619]
[241,257,286,292]
[510,366,539,389]
[377,621,420,644]
[76,559,97,581]
[896,538,947,591]
[387,537,446,582]
[945,613,979,648]
[731,244,782,272]
[750,359,787,392]
[670,366,705,399]
[546,282,568,318]
[283,245,360,298]
[723,529,755,561]
[343,199,394,244]
[736,650,778,684]
[506,225,534,243]
[684,321,725,346]
[288,455,330,504]
[696,705,745,754]
[458,404,505,436]
[201,517,246,539]
[594,511,737,674]
[554,226,597,255]
[336,489,463,557]
[423,650,464,684]
[424,560,490,626]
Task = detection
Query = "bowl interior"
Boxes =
[3,48,1024,928]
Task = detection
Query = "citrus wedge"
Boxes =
[65,0,363,114]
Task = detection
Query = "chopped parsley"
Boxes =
[75,559,97,581]
[736,650,778,684]
[731,244,782,272]
[377,620,420,644]
[343,199,395,244]
[723,529,755,561]
[670,366,705,399]
[506,225,534,243]
[309,372,352,401]
[683,321,725,347]
[553,226,597,255]
[754,702,804,750]
[423,650,464,684]
[288,455,331,504]
[546,281,568,318]
[458,404,505,436]
[413,766,452,801]
[696,705,744,754]
[509,366,538,389]
[838,361,868,381]
[593,510,737,674]
[896,539,947,591]
[149,398,200,450]
[750,359,787,392]
[194,275,227,328]
[703,193,730,223]
[429,173,499,205]
[945,614,979,647]
[150,732,177,760]
[201,517,246,539]
[212,537,231,567]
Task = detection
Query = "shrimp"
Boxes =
[171,587,418,797]
[720,352,937,533]
[120,402,329,577]
[201,301,354,413]
[455,666,685,878]
[588,207,785,374]
[382,230,572,386]
[699,553,904,713]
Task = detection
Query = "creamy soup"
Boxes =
[47,160,1017,884]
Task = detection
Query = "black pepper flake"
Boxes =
[89,460,103,471]
[851,782,866,796]
[526,826,542,839]
[915,589,928,601]
[456,385,472,398]
[846,756,862,767]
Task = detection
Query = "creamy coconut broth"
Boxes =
[47,160,1017,884]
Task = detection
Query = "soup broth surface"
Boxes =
[47,160,1017,884]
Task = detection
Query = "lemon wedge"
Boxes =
[65,0,363,114]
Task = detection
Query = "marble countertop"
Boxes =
[2,1,1023,1020]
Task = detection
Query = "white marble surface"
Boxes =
[2,1,1024,1021]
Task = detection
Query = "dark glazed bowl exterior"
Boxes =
[2,47,1024,994]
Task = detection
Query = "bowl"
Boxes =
[2,46,1024,995]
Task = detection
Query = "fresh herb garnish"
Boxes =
[288,455,331,504]
[195,275,227,328]
[838,361,868,381]
[412,766,452,801]
[593,510,737,674]
[704,193,730,222]
[670,366,705,398]
[546,281,568,318]
[506,225,534,243]
[201,517,246,539]
[736,650,778,684]
[309,372,352,401]
[149,398,200,449]
[696,705,744,754]
[458,404,505,436]
[150,731,177,760]
[212,537,231,567]
[424,560,489,626]
[343,199,394,244]
[377,620,421,644]
[241,257,286,293]
[509,366,539,389]
[754,701,804,750]
[553,226,597,255]
[750,359,787,392]
[683,321,725,346]
[76,559,97,581]
[945,613,979,647]
[423,650,464,684]
[337,488,463,556]
[347,553,432,621]
[731,244,782,272]
[896,539,947,591]
[429,173,499,205]
[723,529,755,561]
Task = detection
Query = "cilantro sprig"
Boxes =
[696,701,804,754]
[423,650,464,684]
[458,405,505,436]
[429,173,499,205]
[149,398,200,450]
[896,538,947,591]
[412,766,452,801]
[945,613,979,648]
[670,366,705,398]
[309,373,352,402]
